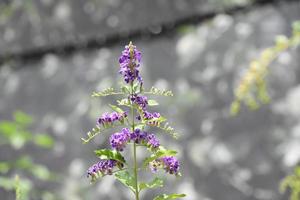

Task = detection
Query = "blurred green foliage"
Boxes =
[280,166,300,200]
[0,0,36,22]
[0,111,55,200]
[231,21,300,115]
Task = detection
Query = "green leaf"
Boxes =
[132,82,140,93]
[134,124,145,130]
[294,166,300,177]
[81,125,101,143]
[0,121,18,136]
[148,100,159,106]
[148,121,179,139]
[0,162,10,173]
[13,111,33,127]
[0,176,16,190]
[0,176,31,200]
[94,149,126,164]
[139,177,163,192]
[109,104,124,113]
[117,98,130,107]
[15,156,34,170]
[143,147,177,167]
[153,193,186,200]
[82,122,125,143]
[149,116,167,123]
[115,171,135,192]
[145,87,174,97]
[92,88,123,97]
[30,165,51,181]
[121,85,131,94]
[33,134,54,148]
[280,165,300,200]
[11,134,27,150]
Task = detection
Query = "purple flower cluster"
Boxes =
[162,156,180,175]
[150,156,180,175]
[110,128,160,151]
[131,94,148,110]
[98,112,127,126]
[146,133,160,149]
[119,42,142,84]
[110,128,131,151]
[143,111,160,120]
[87,159,121,178]
[130,129,160,149]
[136,111,161,121]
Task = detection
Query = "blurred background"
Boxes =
[0,0,300,199]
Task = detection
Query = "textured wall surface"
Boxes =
[0,1,300,200]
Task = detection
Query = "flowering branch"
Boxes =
[83,42,185,200]
[231,21,300,115]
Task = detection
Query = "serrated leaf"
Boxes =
[115,171,135,192]
[134,124,145,130]
[94,149,126,164]
[147,121,178,139]
[148,100,159,106]
[143,147,177,167]
[153,193,186,200]
[117,98,130,107]
[139,177,163,192]
[92,88,123,97]
[145,87,174,97]
[82,122,126,143]
[121,85,131,94]
[148,116,167,123]
[109,104,124,113]
[81,125,101,143]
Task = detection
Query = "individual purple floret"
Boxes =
[98,112,127,126]
[161,156,180,175]
[87,159,118,179]
[110,128,131,151]
[119,42,143,84]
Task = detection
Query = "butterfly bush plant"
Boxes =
[82,42,186,200]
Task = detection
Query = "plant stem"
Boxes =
[131,82,140,200]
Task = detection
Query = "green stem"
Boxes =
[131,82,140,200]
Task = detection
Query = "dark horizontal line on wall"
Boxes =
[0,0,298,66]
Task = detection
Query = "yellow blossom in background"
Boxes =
[231,21,300,115]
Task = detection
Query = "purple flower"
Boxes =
[161,156,180,175]
[119,42,143,84]
[129,129,160,149]
[143,111,161,120]
[149,159,162,173]
[131,94,148,109]
[110,128,131,151]
[147,134,160,149]
[87,159,119,178]
[97,112,127,126]
[130,129,147,144]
